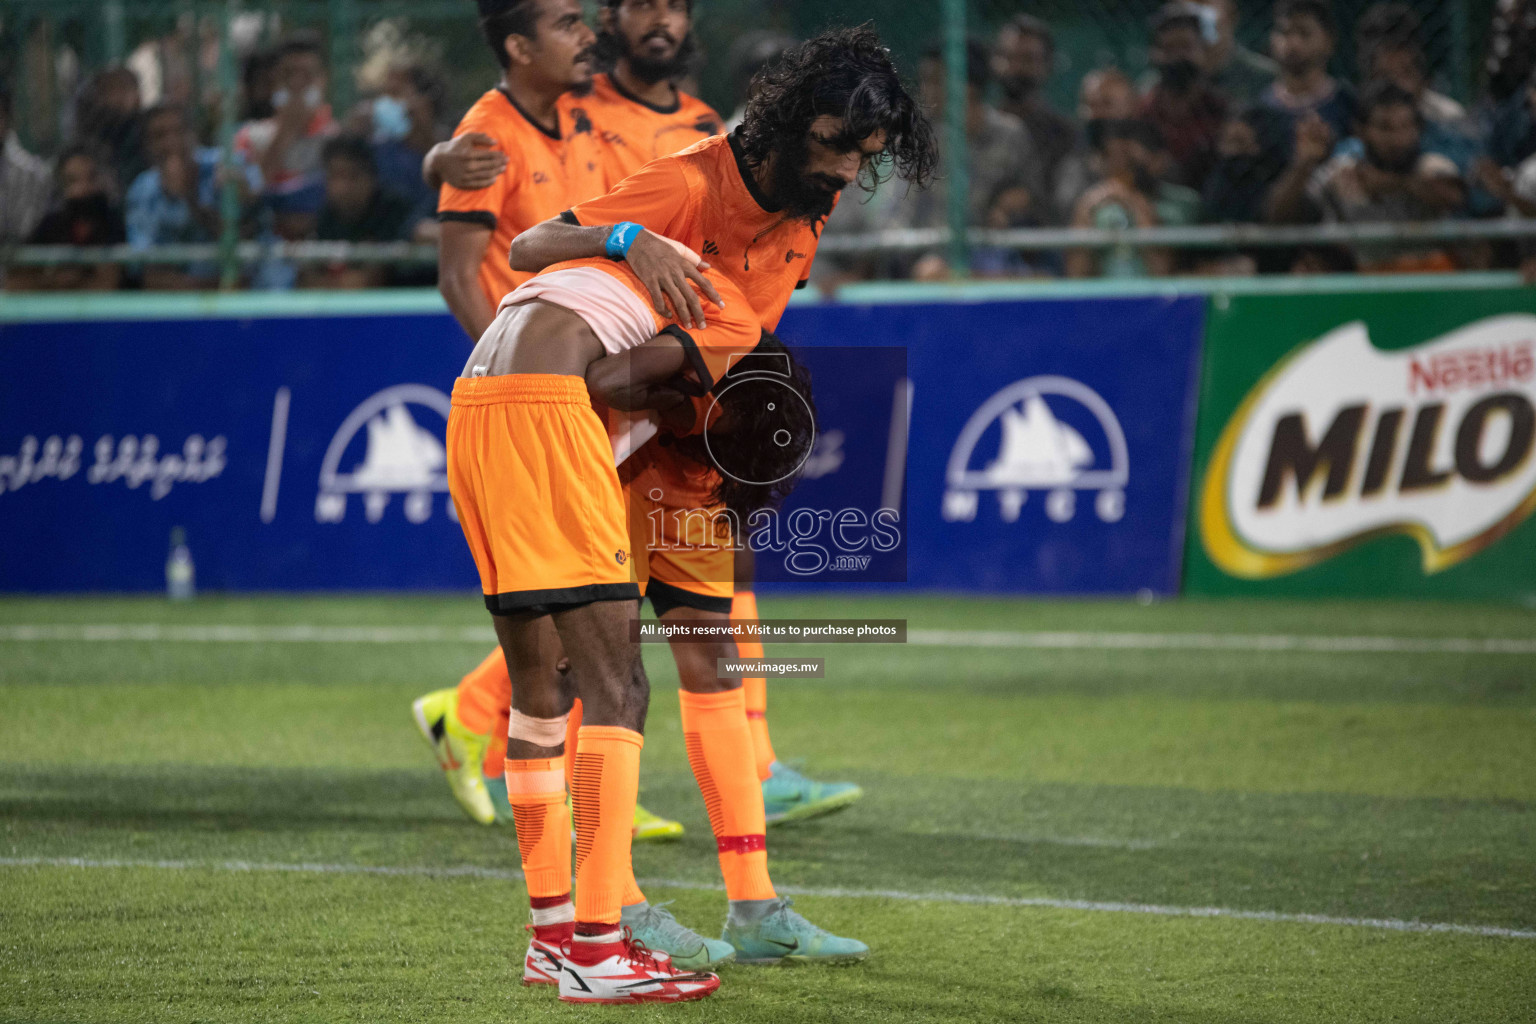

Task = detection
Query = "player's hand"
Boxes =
[435,133,509,190]
[625,229,725,330]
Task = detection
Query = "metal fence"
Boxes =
[0,0,1523,286]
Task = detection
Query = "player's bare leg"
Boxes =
[489,613,578,986]
[529,598,718,1003]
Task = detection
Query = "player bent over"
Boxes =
[510,25,938,841]
[447,254,821,1000]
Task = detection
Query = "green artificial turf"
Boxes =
[1,594,1534,1023]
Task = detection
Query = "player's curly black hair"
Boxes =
[668,333,817,529]
[734,23,937,196]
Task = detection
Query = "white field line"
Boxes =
[2,855,1532,941]
[1,622,1534,656]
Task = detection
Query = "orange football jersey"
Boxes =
[562,73,723,183]
[437,86,607,308]
[562,133,824,333]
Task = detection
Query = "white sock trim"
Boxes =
[530,901,575,927]
[572,928,621,945]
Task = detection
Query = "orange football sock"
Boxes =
[455,648,513,776]
[563,699,583,794]
[565,700,644,905]
[571,725,643,926]
[679,688,775,901]
[732,590,776,780]
[505,757,571,901]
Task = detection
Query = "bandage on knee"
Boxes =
[509,709,570,749]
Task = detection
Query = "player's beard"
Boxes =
[770,137,846,222]
[614,30,696,85]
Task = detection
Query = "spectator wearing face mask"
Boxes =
[1266,81,1465,273]
[8,144,126,292]
[365,64,450,244]
[1068,118,1199,278]
[1141,4,1229,190]
[1187,0,1276,106]
[233,32,336,239]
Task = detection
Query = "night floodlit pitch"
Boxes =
[2,594,1534,1023]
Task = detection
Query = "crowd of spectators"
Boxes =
[1,31,448,292]
[822,0,1536,284]
[8,3,1536,289]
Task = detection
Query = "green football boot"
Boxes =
[482,770,509,822]
[488,775,683,838]
[560,794,684,842]
[762,761,863,826]
[722,897,869,965]
[631,803,685,842]
[621,901,737,971]
[410,688,496,825]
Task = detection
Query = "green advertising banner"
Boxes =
[1186,286,1536,601]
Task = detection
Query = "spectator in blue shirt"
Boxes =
[368,64,450,243]
[126,104,258,289]
[1258,0,1357,156]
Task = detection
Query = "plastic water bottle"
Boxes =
[166,526,196,601]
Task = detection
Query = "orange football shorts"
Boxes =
[624,482,735,616]
[448,374,639,614]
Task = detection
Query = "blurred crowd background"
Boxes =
[4,0,1536,290]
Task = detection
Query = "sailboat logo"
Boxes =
[315,384,453,525]
[943,376,1129,524]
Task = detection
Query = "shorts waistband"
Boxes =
[451,373,589,406]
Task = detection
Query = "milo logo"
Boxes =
[1201,316,1536,577]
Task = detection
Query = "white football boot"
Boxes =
[522,930,565,987]
[557,930,719,1005]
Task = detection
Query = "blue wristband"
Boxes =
[605,221,642,260]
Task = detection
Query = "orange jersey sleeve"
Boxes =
[438,88,608,308]
[562,155,699,247]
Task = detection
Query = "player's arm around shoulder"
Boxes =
[508,156,721,326]
[508,234,721,331]
[422,132,509,191]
